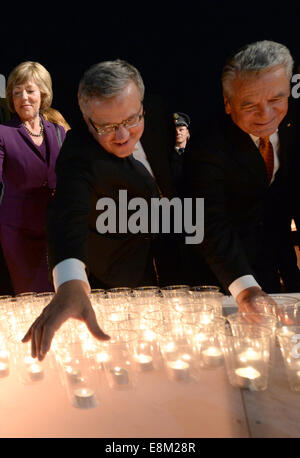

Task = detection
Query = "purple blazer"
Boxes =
[0,114,66,232]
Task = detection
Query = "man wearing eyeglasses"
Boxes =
[22,59,181,359]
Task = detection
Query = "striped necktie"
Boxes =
[259,137,274,184]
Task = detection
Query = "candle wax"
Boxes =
[0,362,9,378]
[29,364,44,381]
[167,360,189,381]
[235,366,261,391]
[202,346,223,366]
[135,354,153,372]
[110,367,129,385]
[73,388,98,409]
[65,366,82,384]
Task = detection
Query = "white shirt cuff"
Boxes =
[228,275,261,299]
[52,258,90,292]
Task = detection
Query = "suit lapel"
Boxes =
[225,117,268,188]
[278,111,294,181]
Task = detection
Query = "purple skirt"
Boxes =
[0,224,54,294]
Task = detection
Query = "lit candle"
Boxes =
[239,348,261,363]
[235,366,261,390]
[96,351,111,364]
[96,351,111,371]
[134,354,153,372]
[24,356,36,365]
[143,330,157,342]
[0,361,9,378]
[0,350,9,362]
[280,327,295,338]
[73,388,98,409]
[65,366,82,384]
[167,359,189,381]
[163,342,177,359]
[28,363,44,381]
[194,332,208,344]
[202,346,223,366]
[200,313,213,325]
[110,366,129,385]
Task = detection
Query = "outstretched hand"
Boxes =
[22,279,110,360]
[235,286,276,323]
[235,286,293,324]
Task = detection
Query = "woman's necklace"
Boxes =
[23,118,44,137]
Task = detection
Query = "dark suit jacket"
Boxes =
[184,107,300,293]
[47,96,183,288]
[0,98,11,124]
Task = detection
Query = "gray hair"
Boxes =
[78,59,145,111]
[222,40,294,98]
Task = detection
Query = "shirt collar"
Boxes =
[249,129,278,148]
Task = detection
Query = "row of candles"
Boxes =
[0,286,300,408]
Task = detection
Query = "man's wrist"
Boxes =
[53,258,90,292]
[228,275,261,299]
[236,286,263,305]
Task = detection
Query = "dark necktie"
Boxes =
[127,154,161,198]
[176,147,185,155]
[259,137,274,185]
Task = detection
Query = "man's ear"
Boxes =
[223,94,231,115]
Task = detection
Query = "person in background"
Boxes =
[184,40,300,313]
[0,61,66,294]
[0,98,11,123]
[170,112,190,195]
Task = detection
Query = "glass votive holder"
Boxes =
[54,327,100,409]
[8,330,46,384]
[218,323,272,391]
[160,285,190,295]
[129,288,161,318]
[227,312,278,338]
[276,325,300,392]
[102,311,139,333]
[133,339,162,372]
[158,323,203,382]
[132,286,160,297]
[90,289,107,316]
[183,320,224,370]
[160,285,191,304]
[106,287,133,298]
[191,285,221,292]
[102,329,138,390]
[254,295,300,320]
[180,304,215,326]
[0,325,10,378]
[191,291,224,317]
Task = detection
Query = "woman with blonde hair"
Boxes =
[0,61,66,294]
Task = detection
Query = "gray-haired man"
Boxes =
[23,59,184,359]
[185,40,300,313]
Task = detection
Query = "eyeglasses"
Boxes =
[88,105,144,136]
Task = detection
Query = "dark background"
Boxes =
[1,2,300,127]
